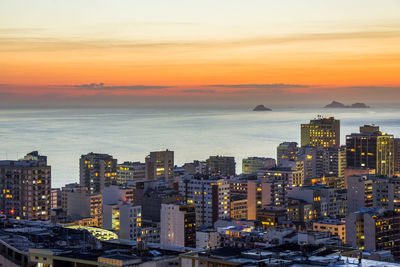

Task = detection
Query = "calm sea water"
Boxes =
[0,105,399,188]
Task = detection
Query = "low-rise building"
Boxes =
[313,218,346,243]
[230,195,247,219]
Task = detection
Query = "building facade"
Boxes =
[277,142,298,167]
[206,156,236,176]
[346,208,400,258]
[178,177,230,227]
[116,161,145,184]
[301,116,340,148]
[346,125,394,177]
[79,152,117,194]
[160,203,196,248]
[242,157,276,175]
[145,150,174,183]
[0,152,51,221]
[67,189,103,226]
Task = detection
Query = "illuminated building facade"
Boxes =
[256,207,286,228]
[259,167,304,188]
[277,142,299,166]
[242,157,276,175]
[347,175,400,213]
[230,195,248,219]
[145,150,174,183]
[116,161,145,184]
[288,185,347,219]
[301,116,340,148]
[103,203,142,241]
[297,146,346,185]
[51,188,61,209]
[67,190,103,227]
[229,179,248,198]
[346,208,400,258]
[178,177,230,227]
[247,178,288,220]
[0,151,51,221]
[79,152,117,194]
[206,155,236,176]
[313,219,346,243]
[346,125,394,177]
[287,198,315,223]
[395,138,400,173]
[102,185,134,206]
[160,203,196,248]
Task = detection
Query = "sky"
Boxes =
[1,0,399,107]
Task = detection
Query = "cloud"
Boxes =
[183,89,216,93]
[338,86,400,90]
[61,83,171,90]
[209,84,309,89]
[1,28,400,53]
[0,27,46,35]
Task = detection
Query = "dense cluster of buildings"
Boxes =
[1,116,400,266]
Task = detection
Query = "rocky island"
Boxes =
[324,101,370,108]
[253,104,272,111]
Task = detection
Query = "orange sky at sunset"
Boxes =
[1,0,400,106]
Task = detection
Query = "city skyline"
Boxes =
[1,0,400,106]
[2,2,400,266]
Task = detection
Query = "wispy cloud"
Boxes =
[1,83,400,107]
[209,84,309,89]
[338,86,400,90]
[0,27,46,35]
[61,83,172,90]
[1,29,400,52]
[183,89,216,93]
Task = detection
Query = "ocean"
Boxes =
[0,105,399,188]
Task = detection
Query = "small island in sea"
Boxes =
[324,101,370,108]
[253,104,272,111]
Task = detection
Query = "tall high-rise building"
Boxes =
[296,146,346,185]
[79,152,117,194]
[160,203,196,248]
[206,156,236,176]
[116,161,145,185]
[247,178,289,220]
[103,185,134,205]
[145,150,174,183]
[288,185,347,219]
[230,195,248,219]
[277,142,298,166]
[242,157,276,175]
[51,188,61,209]
[345,175,400,213]
[301,116,340,148]
[103,203,142,241]
[178,177,230,227]
[346,125,394,177]
[394,138,400,173]
[0,151,51,220]
[346,208,400,257]
[346,175,373,213]
[324,146,346,178]
[101,184,142,241]
[258,167,304,188]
